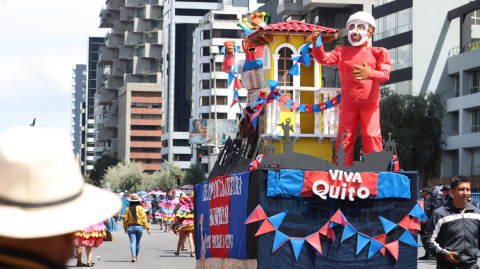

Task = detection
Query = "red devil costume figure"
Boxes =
[312,11,391,166]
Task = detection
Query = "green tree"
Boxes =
[184,163,205,185]
[148,159,186,192]
[89,155,120,186]
[84,173,95,185]
[350,89,445,182]
[101,161,146,193]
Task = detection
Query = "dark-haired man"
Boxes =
[422,175,480,269]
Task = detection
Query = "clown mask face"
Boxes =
[347,20,371,46]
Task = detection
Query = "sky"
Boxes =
[0,0,108,134]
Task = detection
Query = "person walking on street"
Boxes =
[418,187,436,261]
[422,175,480,269]
[123,193,151,262]
[74,222,107,267]
[173,197,195,257]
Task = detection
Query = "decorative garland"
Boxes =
[245,202,427,262]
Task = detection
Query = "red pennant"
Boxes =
[409,217,421,231]
[319,221,336,241]
[255,219,276,236]
[330,209,347,226]
[223,55,235,72]
[380,247,386,256]
[417,200,424,211]
[234,77,242,90]
[230,97,238,109]
[279,96,288,104]
[305,232,322,254]
[385,241,399,261]
[291,102,300,111]
[409,228,417,236]
[398,215,411,230]
[245,206,268,224]
[373,234,387,245]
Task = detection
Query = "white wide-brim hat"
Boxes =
[0,127,121,239]
[346,11,376,29]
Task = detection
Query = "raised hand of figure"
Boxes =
[353,62,370,80]
[225,40,236,56]
[311,29,336,45]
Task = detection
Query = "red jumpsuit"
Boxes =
[312,45,391,166]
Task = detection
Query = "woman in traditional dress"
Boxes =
[74,222,107,267]
[158,194,176,232]
[173,197,195,257]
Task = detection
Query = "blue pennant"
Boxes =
[296,54,311,67]
[290,55,301,62]
[263,80,280,91]
[233,65,239,74]
[299,104,306,112]
[368,239,384,259]
[228,70,235,86]
[234,42,238,53]
[272,230,290,253]
[356,233,371,255]
[409,204,429,221]
[314,34,323,49]
[336,94,341,103]
[341,223,357,243]
[290,238,305,260]
[220,46,226,54]
[379,216,397,233]
[269,211,288,229]
[288,63,300,76]
[300,42,311,55]
[312,105,321,113]
[399,229,418,248]
[329,221,341,228]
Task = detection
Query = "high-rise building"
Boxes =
[95,0,164,172]
[71,64,87,164]
[162,0,264,169]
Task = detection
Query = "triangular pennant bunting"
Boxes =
[330,209,347,226]
[288,63,300,76]
[290,238,305,260]
[305,232,322,254]
[356,233,371,255]
[409,217,422,231]
[319,221,336,241]
[417,200,424,211]
[234,77,242,90]
[268,211,288,229]
[397,215,411,230]
[368,239,384,259]
[255,219,276,236]
[409,204,429,221]
[385,241,399,261]
[272,230,290,253]
[341,223,357,243]
[300,42,311,54]
[398,229,418,248]
[245,205,267,224]
[228,70,235,86]
[379,216,397,233]
[263,80,279,91]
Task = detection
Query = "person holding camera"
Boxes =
[422,175,480,269]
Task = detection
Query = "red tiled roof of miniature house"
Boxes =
[247,20,338,39]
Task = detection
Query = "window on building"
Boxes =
[373,0,395,7]
[202,30,211,40]
[239,96,247,103]
[381,80,411,95]
[174,154,192,161]
[201,113,209,119]
[212,79,228,88]
[374,8,412,41]
[473,109,480,133]
[201,63,210,73]
[212,113,228,119]
[201,80,210,90]
[472,9,480,25]
[214,62,222,71]
[472,70,480,94]
[212,96,228,105]
[201,47,210,56]
[454,75,460,97]
[389,44,412,71]
[200,96,209,106]
[162,140,168,148]
[278,47,294,112]
[214,14,237,21]
[126,60,133,73]
[135,8,146,18]
[212,29,242,38]
[173,139,190,146]
[175,9,209,16]
[472,147,480,175]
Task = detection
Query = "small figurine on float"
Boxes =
[311,11,392,166]
[222,13,270,107]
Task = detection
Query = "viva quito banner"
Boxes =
[195,172,251,260]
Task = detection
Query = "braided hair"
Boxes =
[129,201,141,222]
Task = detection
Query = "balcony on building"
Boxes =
[112,59,126,77]
[106,0,123,10]
[125,32,142,49]
[99,7,120,28]
[104,112,118,128]
[99,47,119,65]
[119,7,135,21]
[277,0,310,16]
[139,43,162,58]
[302,0,372,8]
[119,45,133,59]
[113,20,126,35]
[111,100,119,115]
[96,87,117,105]
[125,0,140,8]
[140,30,162,45]
[97,126,116,142]
[106,33,124,48]
[104,75,123,89]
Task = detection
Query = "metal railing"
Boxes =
[449,40,480,58]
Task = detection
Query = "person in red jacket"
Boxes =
[311,11,391,166]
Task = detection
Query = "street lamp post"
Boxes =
[210,45,220,153]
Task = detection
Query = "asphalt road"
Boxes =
[66,222,196,268]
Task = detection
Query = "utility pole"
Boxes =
[210,45,219,153]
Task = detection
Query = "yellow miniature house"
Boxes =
[247,20,340,160]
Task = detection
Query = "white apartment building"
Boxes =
[71,64,87,169]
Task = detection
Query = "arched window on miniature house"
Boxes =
[277,47,294,112]
[263,45,271,70]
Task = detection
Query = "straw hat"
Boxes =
[0,127,121,239]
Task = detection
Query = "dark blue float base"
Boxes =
[255,169,419,269]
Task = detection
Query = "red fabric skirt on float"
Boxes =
[74,222,107,248]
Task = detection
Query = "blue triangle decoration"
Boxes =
[220,46,226,54]
[263,80,280,91]
[290,238,305,260]
[329,221,341,228]
[269,211,288,229]
[379,216,397,233]
[288,63,300,76]
[356,233,371,255]
[228,70,235,86]
[398,229,418,248]
[272,230,290,253]
[341,223,357,243]
[409,204,429,221]
[233,65,239,74]
[368,239,384,259]
[297,54,311,67]
[300,42,311,55]
[290,55,301,62]
[234,42,238,53]
[314,34,323,49]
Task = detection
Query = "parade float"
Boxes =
[194,12,423,269]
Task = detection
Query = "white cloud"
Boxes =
[0,0,109,133]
